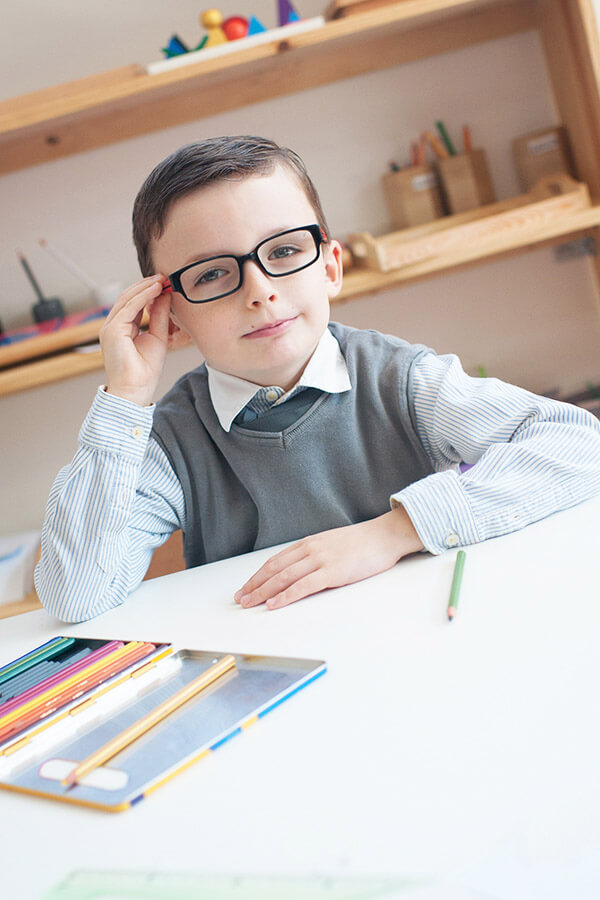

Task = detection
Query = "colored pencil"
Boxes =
[64,654,237,787]
[18,643,156,723]
[425,130,449,160]
[0,642,152,737]
[5,648,91,696]
[436,120,456,156]
[0,646,175,756]
[0,637,67,680]
[462,124,473,153]
[0,642,122,717]
[447,550,466,621]
[0,637,75,687]
[0,662,55,701]
[0,644,156,744]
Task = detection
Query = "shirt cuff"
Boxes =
[78,386,156,460]
[391,470,482,554]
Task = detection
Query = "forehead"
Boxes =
[152,166,316,270]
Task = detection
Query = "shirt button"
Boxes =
[130,426,144,440]
[445,532,460,548]
[266,390,278,402]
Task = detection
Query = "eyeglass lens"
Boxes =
[179,227,319,303]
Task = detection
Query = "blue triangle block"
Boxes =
[247,15,267,35]
[162,34,189,57]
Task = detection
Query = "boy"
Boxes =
[36,135,600,622]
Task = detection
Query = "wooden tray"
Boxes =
[348,175,592,272]
[0,320,105,370]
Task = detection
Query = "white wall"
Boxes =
[2,1,600,534]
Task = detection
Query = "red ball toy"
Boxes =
[223,16,248,41]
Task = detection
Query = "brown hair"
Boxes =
[132,135,330,276]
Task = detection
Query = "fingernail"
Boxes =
[233,590,241,601]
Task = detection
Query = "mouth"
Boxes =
[243,316,298,339]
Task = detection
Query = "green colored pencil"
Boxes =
[435,120,456,156]
[447,550,466,621]
[0,637,75,687]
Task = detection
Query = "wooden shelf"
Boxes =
[340,203,600,298]
[0,0,535,174]
[3,201,600,397]
[1,0,600,396]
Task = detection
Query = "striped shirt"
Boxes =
[35,331,600,621]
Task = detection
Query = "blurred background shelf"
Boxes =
[3,197,600,397]
[0,1,536,175]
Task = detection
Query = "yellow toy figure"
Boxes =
[200,9,227,46]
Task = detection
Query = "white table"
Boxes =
[2,497,600,900]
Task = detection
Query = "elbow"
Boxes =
[34,561,120,623]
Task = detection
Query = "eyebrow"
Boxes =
[179,225,308,269]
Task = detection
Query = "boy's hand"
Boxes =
[100,275,173,407]
[234,506,424,610]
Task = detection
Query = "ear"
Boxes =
[167,306,192,350]
[323,239,343,300]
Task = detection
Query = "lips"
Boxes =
[243,316,297,338]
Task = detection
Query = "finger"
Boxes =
[237,555,317,608]
[103,276,164,326]
[234,543,309,601]
[106,287,163,339]
[265,570,328,610]
[104,277,160,320]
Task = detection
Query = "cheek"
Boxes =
[177,302,236,350]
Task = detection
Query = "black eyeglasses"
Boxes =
[166,224,327,304]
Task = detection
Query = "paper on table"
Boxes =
[0,531,40,606]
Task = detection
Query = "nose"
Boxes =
[240,258,277,307]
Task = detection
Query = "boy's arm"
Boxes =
[35,387,184,622]
[394,353,600,553]
[235,353,600,610]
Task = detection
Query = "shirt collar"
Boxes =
[206,327,352,432]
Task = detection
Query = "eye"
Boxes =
[194,266,229,286]
[268,243,301,261]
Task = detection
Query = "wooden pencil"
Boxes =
[63,654,237,787]
[447,550,466,621]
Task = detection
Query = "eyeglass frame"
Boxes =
[164,224,328,304]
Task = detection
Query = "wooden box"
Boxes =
[436,149,496,214]
[381,165,444,230]
[512,126,575,191]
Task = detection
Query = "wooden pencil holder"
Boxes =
[436,149,496,214]
[512,126,575,191]
[381,165,445,230]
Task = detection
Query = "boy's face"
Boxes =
[151,165,343,390]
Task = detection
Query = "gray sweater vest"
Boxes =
[152,322,434,568]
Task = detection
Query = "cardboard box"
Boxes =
[381,165,445,230]
[512,126,575,191]
[437,149,496,214]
